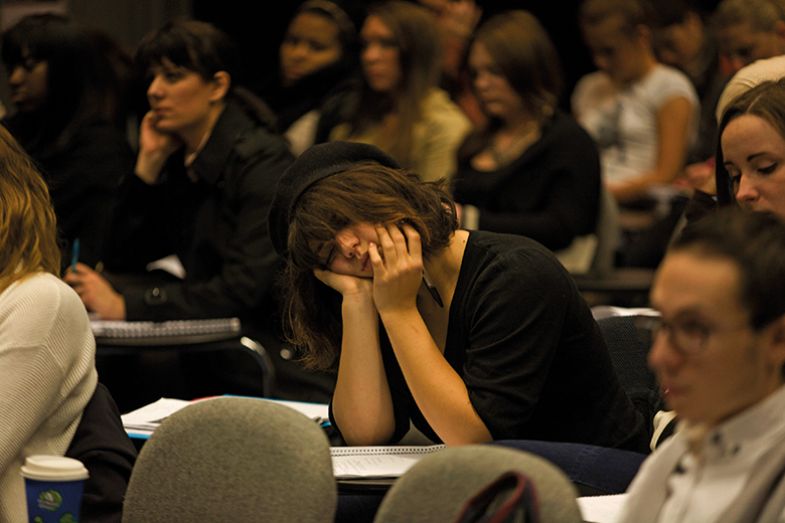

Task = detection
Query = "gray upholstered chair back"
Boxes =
[122,397,336,522]
[373,445,581,523]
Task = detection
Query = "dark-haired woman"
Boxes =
[451,11,601,258]
[1,14,134,267]
[64,20,335,403]
[262,0,365,156]
[270,141,648,450]
[66,19,293,325]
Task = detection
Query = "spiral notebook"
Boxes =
[91,317,241,346]
[331,444,445,479]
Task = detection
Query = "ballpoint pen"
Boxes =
[70,238,80,272]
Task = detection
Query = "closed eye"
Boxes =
[758,163,777,175]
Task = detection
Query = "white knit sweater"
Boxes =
[0,273,97,521]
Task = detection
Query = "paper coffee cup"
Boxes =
[21,455,88,523]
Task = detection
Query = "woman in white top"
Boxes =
[0,125,97,522]
[573,0,698,204]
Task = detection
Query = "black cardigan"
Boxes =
[452,110,601,251]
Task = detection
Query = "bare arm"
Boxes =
[609,96,693,202]
[371,225,492,445]
[316,271,396,445]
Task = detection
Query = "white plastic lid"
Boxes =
[20,455,89,481]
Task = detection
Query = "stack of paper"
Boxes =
[121,396,330,439]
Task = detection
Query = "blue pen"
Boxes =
[70,238,80,272]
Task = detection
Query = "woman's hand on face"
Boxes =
[369,224,423,314]
[135,111,182,184]
[314,268,373,300]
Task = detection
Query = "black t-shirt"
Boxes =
[334,231,648,452]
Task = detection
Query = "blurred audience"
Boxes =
[652,0,728,168]
[712,0,785,76]
[451,10,601,266]
[261,0,365,156]
[329,0,472,182]
[416,0,485,128]
[573,0,698,267]
[1,14,135,268]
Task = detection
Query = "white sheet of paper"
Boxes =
[121,396,330,436]
[578,493,628,523]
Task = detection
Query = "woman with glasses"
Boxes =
[715,78,785,221]
[617,207,785,523]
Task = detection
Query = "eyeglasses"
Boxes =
[635,315,753,356]
[634,315,712,356]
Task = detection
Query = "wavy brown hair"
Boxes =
[0,125,61,292]
[282,162,457,368]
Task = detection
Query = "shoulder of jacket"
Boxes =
[233,125,289,162]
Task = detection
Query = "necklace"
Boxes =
[489,120,541,167]
[422,274,444,308]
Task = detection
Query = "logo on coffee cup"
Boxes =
[36,489,63,511]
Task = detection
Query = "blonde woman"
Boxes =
[0,126,96,522]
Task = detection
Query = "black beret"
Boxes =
[268,141,400,256]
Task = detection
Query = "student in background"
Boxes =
[573,0,698,203]
[652,0,727,174]
[262,0,365,156]
[330,0,472,182]
[676,55,785,233]
[1,14,134,268]
[416,0,485,128]
[64,21,330,403]
[573,0,698,267]
[0,125,97,522]
[451,10,601,257]
[66,19,291,324]
[268,141,648,451]
[715,78,785,221]
[617,208,785,522]
[712,0,785,76]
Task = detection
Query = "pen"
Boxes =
[312,417,332,428]
[70,238,80,272]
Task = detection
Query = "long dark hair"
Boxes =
[282,164,457,368]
